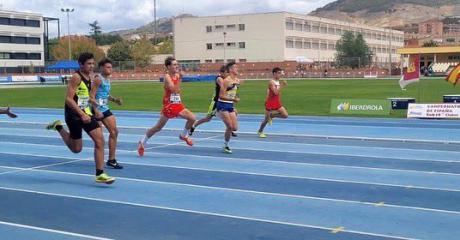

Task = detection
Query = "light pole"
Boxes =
[153,0,157,44]
[61,8,74,60]
[223,31,227,63]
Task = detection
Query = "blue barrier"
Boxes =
[0,76,11,82]
[159,75,218,82]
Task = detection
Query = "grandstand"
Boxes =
[397,46,460,76]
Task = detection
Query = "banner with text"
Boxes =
[407,103,460,119]
[330,99,391,115]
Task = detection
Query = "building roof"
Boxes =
[397,46,460,54]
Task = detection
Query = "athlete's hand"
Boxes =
[81,114,91,124]
[234,97,240,103]
[95,112,104,120]
[114,97,123,106]
[281,80,288,86]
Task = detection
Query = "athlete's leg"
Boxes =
[102,115,123,169]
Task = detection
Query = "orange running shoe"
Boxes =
[137,141,145,157]
[179,135,194,146]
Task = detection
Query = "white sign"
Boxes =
[407,103,460,119]
[11,75,38,82]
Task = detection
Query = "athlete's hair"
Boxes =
[272,67,283,74]
[165,56,176,67]
[225,62,236,70]
[78,52,94,65]
[98,58,113,68]
[219,65,227,73]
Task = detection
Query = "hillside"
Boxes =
[310,0,460,28]
[110,14,195,37]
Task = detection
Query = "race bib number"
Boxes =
[77,96,90,109]
[98,98,108,107]
[170,93,181,103]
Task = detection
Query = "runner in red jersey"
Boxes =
[137,57,196,156]
[257,67,288,138]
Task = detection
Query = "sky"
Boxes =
[0,0,336,36]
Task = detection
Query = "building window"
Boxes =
[0,53,10,59]
[206,43,212,50]
[0,36,10,43]
[239,24,245,31]
[227,42,236,48]
[239,42,245,49]
[336,28,342,35]
[10,18,26,26]
[227,24,236,30]
[206,26,212,32]
[215,59,224,63]
[215,25,224,31]
[295,23,302,31]
[26,20,40,27]
[12,36,26,44]
[328,27,335,35]
[239,59,247,62]
[312,25,319,33]
[328,43,335,50]
[285,21,294,30]
[28,53,41,60]
[0,17,9,25]
[286,39,294,48]
[304,23,311,32]
[295,41,302,49]
[27,37,40,45]
[11,52,27,59]
[215,43,224,48]
[320,26,327,34]
[304,42,311,49]
[320,43,327,50]
[0,17,39,27]
[312,42,319,49]
[227,59,236,63]
[205,59,212,63]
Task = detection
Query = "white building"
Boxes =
[0,10,44,70]
[173,12,404,64]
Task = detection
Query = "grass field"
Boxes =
[0,78,458,117]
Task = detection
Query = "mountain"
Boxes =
[109,14,195,37]
[310,0,460,29]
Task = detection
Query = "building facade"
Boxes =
[0,10,44,70]
[174,12,404,65]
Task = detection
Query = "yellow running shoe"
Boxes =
[46,120,62,131]
[223,146,232,154]
[258,132,267,138]
[95,173,116,184]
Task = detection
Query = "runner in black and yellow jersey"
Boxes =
[46,52,115,184]
[189,65,227,136]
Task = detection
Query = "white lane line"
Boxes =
[1,120,459,144]
[0,220,112,240]
[0,186,417,240]
[0,164,460,216]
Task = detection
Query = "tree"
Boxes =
[89,20,102,37]
[52,35,105,61]
[335,31,372,68]
[94,34,123,46]
[422,40,438,47]
[108,40,132,61]
[157,38,173,54]
[131,35,155,68]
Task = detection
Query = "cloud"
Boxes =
[1,0,335,36]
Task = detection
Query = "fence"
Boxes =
[0,58,401,81]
